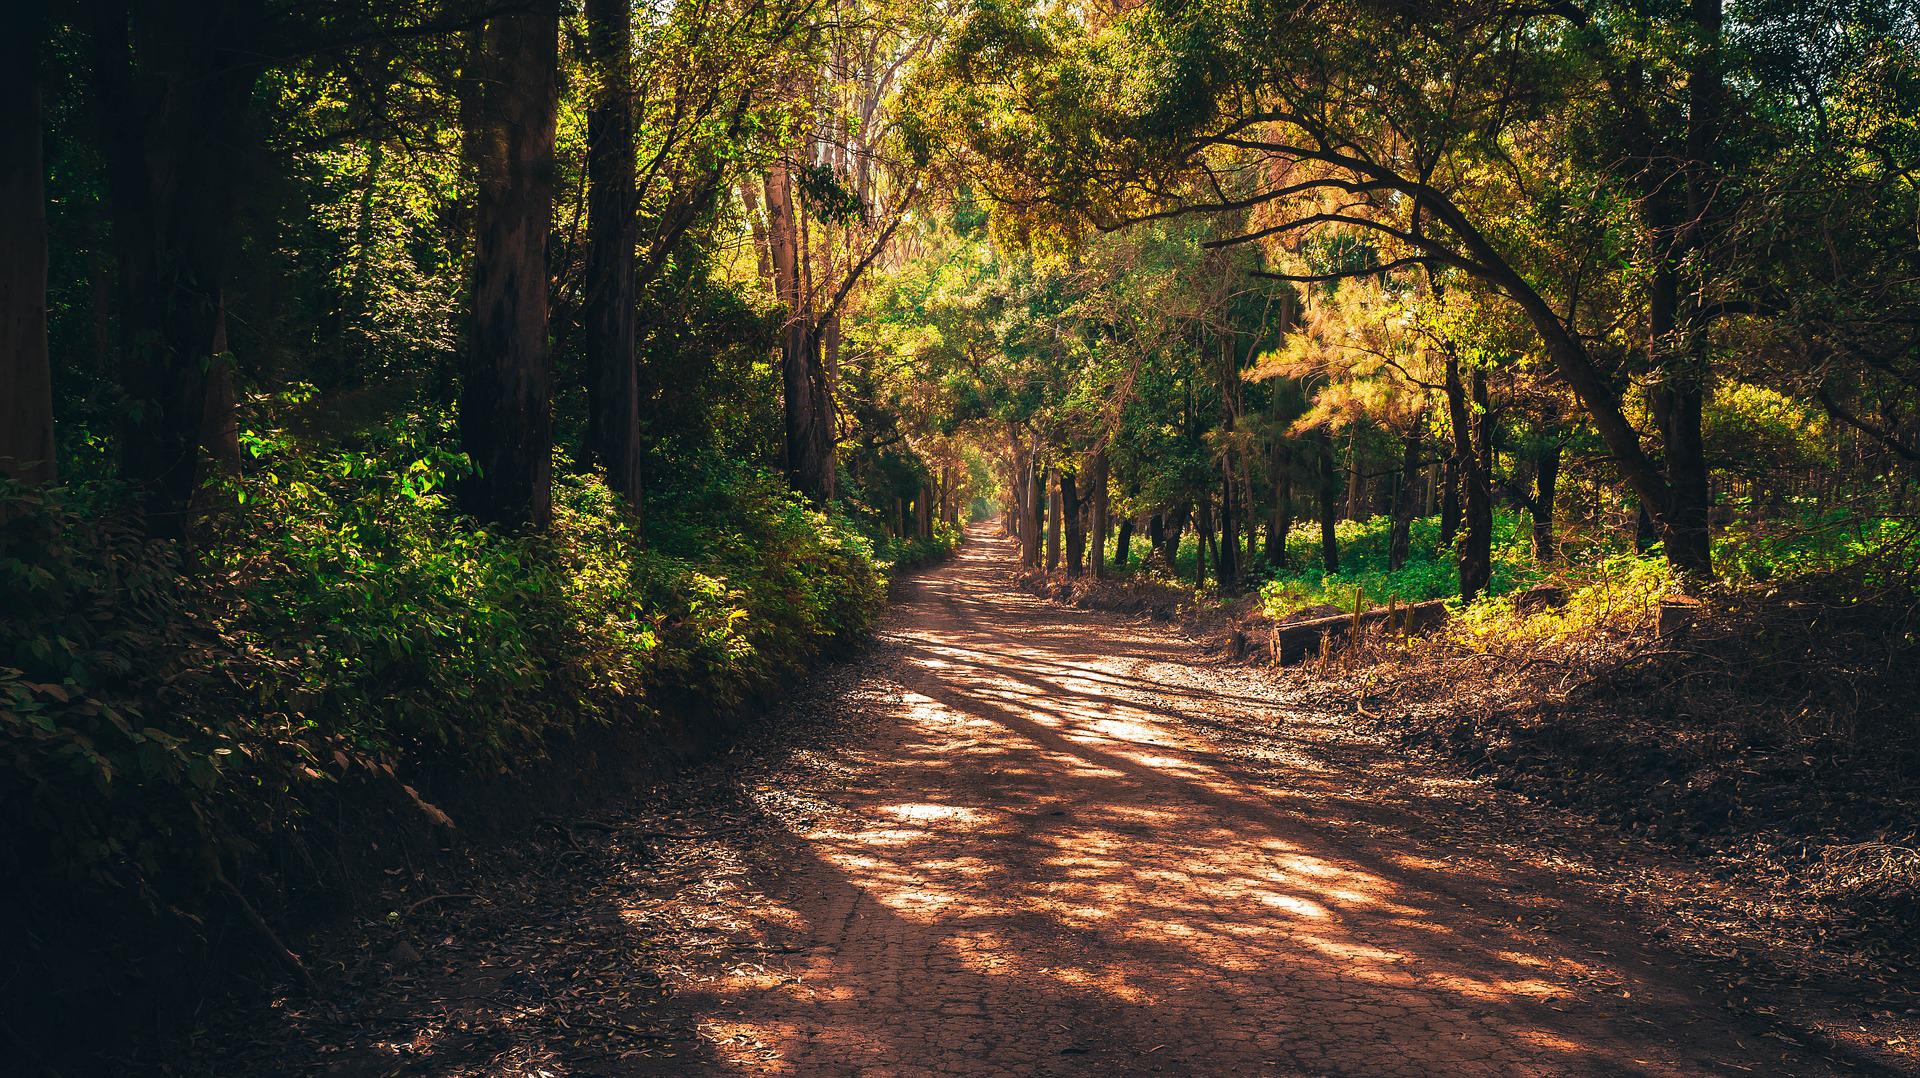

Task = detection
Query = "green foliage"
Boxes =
[1256,512,1545,617]
[1,424,895,919]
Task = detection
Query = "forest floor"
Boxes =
[167,526,1910,1077]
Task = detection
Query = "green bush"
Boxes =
[1,420,894,919]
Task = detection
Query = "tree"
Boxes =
[460,6,559,529]
[1,0,53,485]
[583,0,642,510]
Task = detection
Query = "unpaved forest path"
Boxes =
[193,526,1859,1077]
[618,527,1839,1077]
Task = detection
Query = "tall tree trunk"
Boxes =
[200,298,241,470]
[1115,516,1133,569]
[461,4,559,529]
[1045,478,1062,572]
[1089,450,1109,579]
[1,0,54,485]
[765,163,832,501]
[1266,441,1293,569]
[1316,433,1340,572]
[584,0,642,511]
[1061,469,1084,576]
[1195,494,1212,589]
[1531,442,1560,561]
[1146,512,1164,566]
[1445,355,1492,602]
[1025,459,1045,568]
[1217,465,1240,592]
[1439,455,1461,551]
[89,0,262,534]
[1387,427,1422,570]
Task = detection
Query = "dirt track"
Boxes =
[184,526,1864,1076]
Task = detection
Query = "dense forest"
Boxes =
[3,0,1918,1070]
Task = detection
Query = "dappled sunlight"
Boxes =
[634,532,1796,1075]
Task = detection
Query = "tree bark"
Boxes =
[1387,427,1422,570]
[88,0,263,533]
[1115,516,1133,569]
[1266,441,1293,569]
[1,0,54,485]
[1061,468,1084,576]
[1531,442,1560,561]
[1025,458,1045,567]
[1195,494,1212,588]
[1316,433,1340,572]
[1045,477,1062,572]
[200,298,241,470]
[584,0,642,511]
[460,4,559,530]
[1089,450,1109,579]
[1439,455,1460,551]
[1445,354,1492,602]
[765,163,833,501]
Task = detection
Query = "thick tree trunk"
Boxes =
[1531,442,1560,561]
[89,0,263,534]
[1061,469,1084,576]
[1316,434,1340,572]
[460,5,559,530]
[1,0,54,485]
[583,0,642,511]
[1115,516,1133,569]
[1146,512,1163,566]
[1387,427,1421,570]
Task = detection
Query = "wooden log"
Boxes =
[1267,599,1451,664]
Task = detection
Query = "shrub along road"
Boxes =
[180,526,1876,1076]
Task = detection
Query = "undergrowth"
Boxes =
[0,417,952,1006]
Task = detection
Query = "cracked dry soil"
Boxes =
[184,525,1868,1077]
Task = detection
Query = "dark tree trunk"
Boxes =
[1195,494,1212,589]
[1445,354,1492,602]
[1146,512,1164,565]
[1061,469,1084,576]
[1115,516,1133,569]
[1217,465,1240,592]
[1531,442,1560,561]
[89,0,263,534]
[1387,427,1421,570]
[1024,459,1045,568]
[461,5,558,529]
[200,299,241,470]
[583,0,642,511]
[1439,456,1460,551]
[1,0,54,484]
[1635,502,1659,554]
[1089,450,1109,579]
[1316,433,1340,572]
[1266,441,1293,569]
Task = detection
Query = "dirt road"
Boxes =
[191,527,1859,1076]
[627,528,1850,1076]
